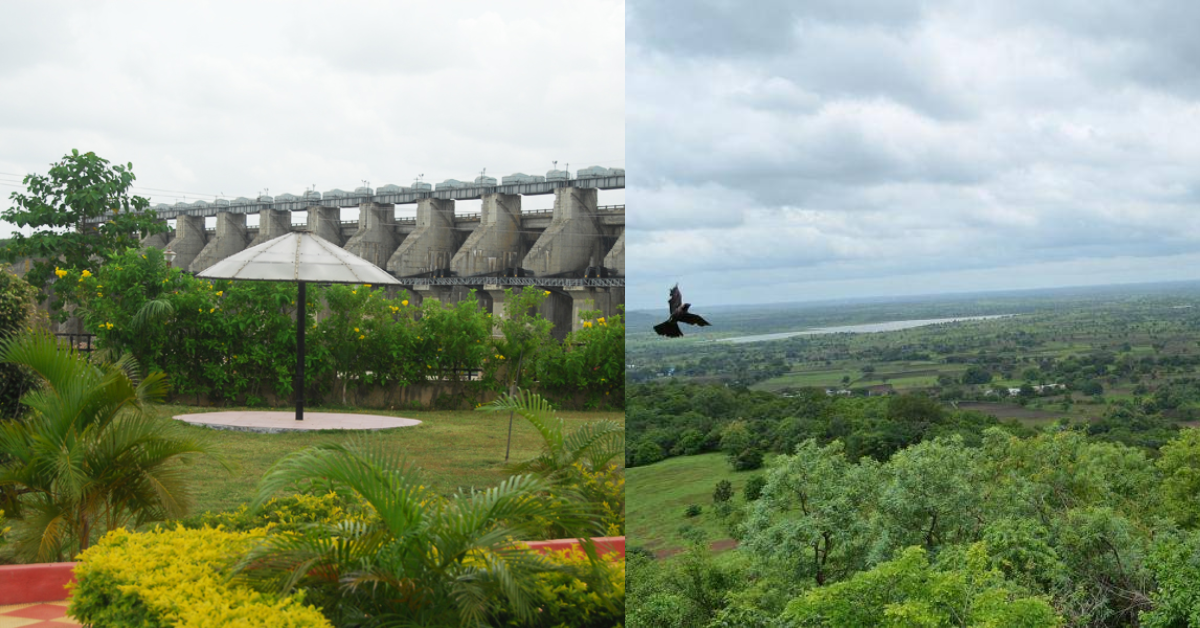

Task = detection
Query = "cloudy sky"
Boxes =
[0,1,623,232]
[627,0,1200,310]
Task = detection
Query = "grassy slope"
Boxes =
[627,452,759,554]
[158,405,625,516]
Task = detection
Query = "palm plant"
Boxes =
[480,389,625,480]
[234,439,607,627]
[479,390,626,539]
[0,332,219,561]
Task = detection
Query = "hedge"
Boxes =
[69,526,331,628]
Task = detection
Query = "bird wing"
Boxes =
[654,319,684,338]
[677,312,711,327]
[668,285,682,313]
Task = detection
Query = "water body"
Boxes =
[718,315,1014,344]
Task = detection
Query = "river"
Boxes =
[717,315,1014,344]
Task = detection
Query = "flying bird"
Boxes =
[654,284,711,338]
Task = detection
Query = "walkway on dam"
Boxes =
[174,411,422,433]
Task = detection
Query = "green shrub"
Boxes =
[534,307,623,409]
[497,548,625,628]
[70,526,331,628]
[0,266,40,419]
[685,504,702,518]
[744,475,767,501]
[713,479,734,503]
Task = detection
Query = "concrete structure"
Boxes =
[248,208,291,248]
[450,193,524,277]
[189,212,247,273]
[343,203,398,270]
[92,174,625,338]
[603,231,624,275]
[388,198,459,277]
[164,215,207,272]
[307,206,343,245]
[523,187,606,278]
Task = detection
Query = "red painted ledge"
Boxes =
[0,561,76,605]
[526,536,626,559]
[0,536,625,605]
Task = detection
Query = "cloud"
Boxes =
[0,1,624,226]
[626,0,1200,310]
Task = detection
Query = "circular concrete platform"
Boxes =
[174,411,422,433]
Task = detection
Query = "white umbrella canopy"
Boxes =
[198,231,400,285]
[196,231,400,421]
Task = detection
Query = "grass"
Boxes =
[627,452,759,555]
[157,404,625,517]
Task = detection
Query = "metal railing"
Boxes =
[403,276,623,287]
[55,333,95,352]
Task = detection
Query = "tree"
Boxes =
[1,150,166,317]
[1080,379,1104,397]
[741,440,880,586]
[0,332,220,561]
[781,544,1061,627]
[493,287,553,460]
[1158,429,1200,528]
[962,365,992,385]
[878,436,982,553]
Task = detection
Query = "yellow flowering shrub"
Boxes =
[519,464,625,539]
[185,491,374,534]
[497,548,626,628]
[69,526,332,628]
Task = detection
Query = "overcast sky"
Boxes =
[0,1,623,232]
[627,0,1200,311]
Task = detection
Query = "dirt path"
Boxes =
[653,538,739,559]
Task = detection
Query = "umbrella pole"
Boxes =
[296,281,306,421]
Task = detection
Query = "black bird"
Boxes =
[654,285,711,338]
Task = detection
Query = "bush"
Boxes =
[731,447,765,471]
[63,250,622,408]
[713,479,734,503]
[70,526,331,628]
[181,490,373,534]
[497,548,625,628]
[0,266,40,419]
[744,475,767,501]
[534,307,623,409]
[685,504,703,518]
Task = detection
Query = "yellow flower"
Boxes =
[543,290,550,296]
[209,308,215,313]
[354,328,359,332]
[598,317,606,324]
[364,284,371,288]
[198,309,203,313]
[352,290,357,295]
[216,291,223,297]
[54,267,67,278]
[583,321,593,328]
[402,300,409,306]
[358,335,365,340]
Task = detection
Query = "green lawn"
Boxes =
[157,404,625,517]
[627,452,758,555]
